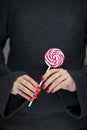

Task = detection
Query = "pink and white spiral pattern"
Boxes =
[45,48,65,68]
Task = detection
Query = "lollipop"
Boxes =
[28,48,65,107]
[45,48,64,70]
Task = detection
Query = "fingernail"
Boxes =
[33,95,38,99]
[37,86,40,89]
[42,84,46,89]
[29,97,33,101]
[36,89,40,94]
[37,88,41,91]
[46,88,50,93]
[51,89,55,93]
[41,77,44,81]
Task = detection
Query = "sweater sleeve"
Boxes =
[58,7,87,118]
[0,0,27,118]
[57,2,87,119]
[58,66,87,119]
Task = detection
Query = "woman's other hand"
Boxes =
[11,75,40,101]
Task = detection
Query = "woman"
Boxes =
[0,0,87,129]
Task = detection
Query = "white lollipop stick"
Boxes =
[28,48,65,107]
[28,66,51,107]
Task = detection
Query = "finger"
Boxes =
[11,82,18,95]
[42,72,61,89]
[42,68,65,89]
[46,74,67,93]
[18,82,37,98]
[59,77,76,92]
[42,69,59,81]
[43,69,69,92]
[22,75,39,88]
[52,79,69,93]
[17,78,40,93]
[17,89,33,101]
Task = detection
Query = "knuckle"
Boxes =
[22,79,26,84]
[13,82,18,89]
[68,77,72,83]
[59,68,63,71]
[17,77,23,82]
[23,74,29,79]
[16,78,20,82]
[60,68,63,70]
[22,74,27,77]
[64,69,67,73]
[19,84,24,90]
[52,69,58,73]
[52,69,56,72]
[21,86,25,91]
[49,69,55,74]
[50,75,54,80]
[13,81,17,86]
[24,81,28,86]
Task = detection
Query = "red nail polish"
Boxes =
[37,88,41,91]
[33,95,37,99]
[29,97,33,101]
[41,77,44,81]
[36,90,40,94]
[46,88,50,93]
[37,86,40,89]
[42,84,46,89]
[51,89,54,93]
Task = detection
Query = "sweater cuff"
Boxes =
[0,71,26,118]
[4,94,26,117]
[58,70,87,119]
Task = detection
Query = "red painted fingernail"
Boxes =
[46,88,50,93]
[41,77,44,81]
[36,89,40,94]
[37,86,40,89]
[33,95,37,99]
[51,89,54,93]
[42,84,46,89]
[37,88,41,91]
[29,97,33,101]
[37,88,41,92]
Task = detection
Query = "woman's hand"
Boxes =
[11,74,40,101]
[41,68,76,93]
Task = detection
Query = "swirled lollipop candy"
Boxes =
[28,48,65,107]
[45,48,65,69]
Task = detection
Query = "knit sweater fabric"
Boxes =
[0,0,87,130]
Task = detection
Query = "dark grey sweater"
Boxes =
[0,0,87,130]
